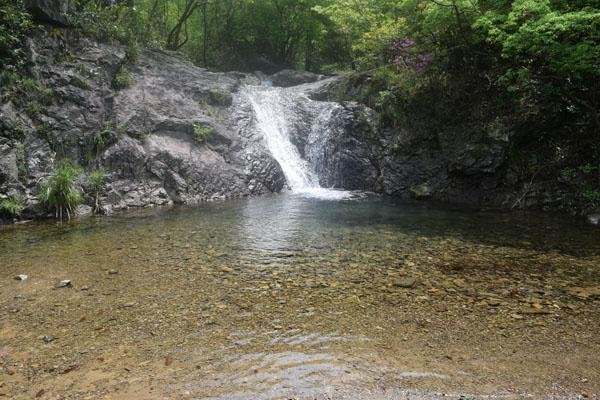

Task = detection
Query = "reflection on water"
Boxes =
[1,194,600,399]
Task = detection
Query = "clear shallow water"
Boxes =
[1,194,600,399]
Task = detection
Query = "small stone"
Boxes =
[14,274,29,281]
[393,278,417,288]
[80,286,89,291]
[108,270,118,275]
[43,335,55,343]
[55,280,72,288]
[220,266,234,273]
[587,214,600,225]
[452,278,465,287]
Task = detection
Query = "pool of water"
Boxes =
[1,193,599,399]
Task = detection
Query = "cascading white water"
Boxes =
[244,85,353,200]
[244,85,320,191]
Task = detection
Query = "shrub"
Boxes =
[192,123,212,143]
[113,64,132,90]
[94,124,112,152]
[38,160,83,221]
[0,195,25,218]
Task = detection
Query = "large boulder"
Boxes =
[25,0,75,26]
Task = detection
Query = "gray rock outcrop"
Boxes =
[25,0,75,26]
[1,29,288,217]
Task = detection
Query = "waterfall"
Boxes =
[244,85,321,191]
[244,86,351,200]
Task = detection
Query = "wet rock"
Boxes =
[14,274,28,281]
[307,102,381,191]
[55,280,72,288]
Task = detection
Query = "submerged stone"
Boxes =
[42,335,55,343]
[55,280,72,288]
[393,278,417,288]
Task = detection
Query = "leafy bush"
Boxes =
[0,195,25,218]
[192,123,212,143]
[38,160,83,221]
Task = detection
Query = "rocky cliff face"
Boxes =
[0,28,290,217]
